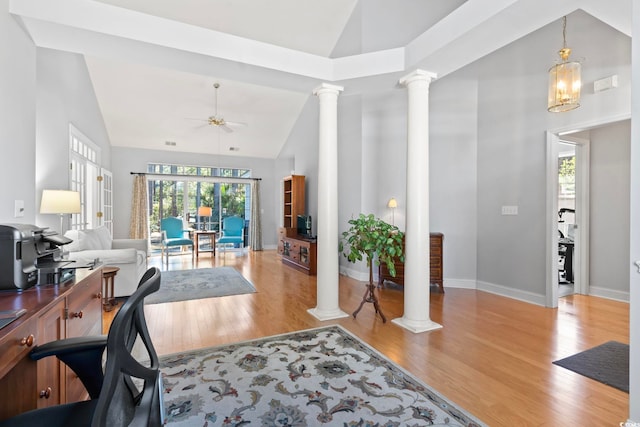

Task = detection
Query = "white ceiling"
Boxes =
[9,0,632,159]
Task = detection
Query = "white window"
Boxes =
[69,124,112,232]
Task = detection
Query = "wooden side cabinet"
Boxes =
[277,227,317,275]
[378,233,444,293]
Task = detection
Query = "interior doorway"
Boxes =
[557,141,576,297]
[545,131,590,308]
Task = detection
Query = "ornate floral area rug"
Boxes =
[160,325,485,426]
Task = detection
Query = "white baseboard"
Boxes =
[339,265,368,282]
[476,280,546,306]
[588,286,630,302]
[443,278,477,290]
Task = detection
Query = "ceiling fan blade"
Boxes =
[225,121,247,128]
[220,124,234,133]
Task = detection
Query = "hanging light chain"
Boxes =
[562,16,567,50]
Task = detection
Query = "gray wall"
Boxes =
[590,120,631,294]
[474,11,630,300]
[280,10,631,301]
[0,1,36,224]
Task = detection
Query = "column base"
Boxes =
[307,307,350,321]
[391,317,442,333]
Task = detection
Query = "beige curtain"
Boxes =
[249,180,263,251]
[129,174,149,239]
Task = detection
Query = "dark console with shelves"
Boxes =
[277,227,317,275]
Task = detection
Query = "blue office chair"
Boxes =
[0,267,164,427]
[217,215,245,255]
[161,217,194,267]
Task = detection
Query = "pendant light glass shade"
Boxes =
[548,17,581,113]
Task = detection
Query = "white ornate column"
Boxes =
[392,70,442,333]
[308,83,349,321]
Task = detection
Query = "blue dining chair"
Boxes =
[217,216,245,255]
[161,217,194,266]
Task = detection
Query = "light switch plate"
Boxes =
[501,205,518,215]
[14,200,24,217]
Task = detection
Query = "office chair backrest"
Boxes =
[91,267,163,427]
[161,217,184,239]
[221,216,244,237]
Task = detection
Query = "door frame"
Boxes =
[545,114,629,308]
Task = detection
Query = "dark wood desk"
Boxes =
[0,267,103,421]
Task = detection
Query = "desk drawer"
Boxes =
[66,275,102,338]
[0,317,37,380]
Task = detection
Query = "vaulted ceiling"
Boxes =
[10,0,632,159]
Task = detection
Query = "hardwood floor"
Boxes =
[108,249,630,426]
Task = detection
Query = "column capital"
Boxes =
[313,83,344,97]
[399,69,437,87]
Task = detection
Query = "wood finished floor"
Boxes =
[107,249,629,426]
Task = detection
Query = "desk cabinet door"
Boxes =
[65,272,102,402]
[36,299,66,408]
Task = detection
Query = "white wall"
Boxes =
[628,1,640,419]
[110,147,278,245]
[0,2,36,224]
[590,120,631,295]
[279,96,320,231]
[35,48,112,232]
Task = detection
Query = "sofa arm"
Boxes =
[113,238,148,253]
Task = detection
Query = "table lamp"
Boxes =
[198,206,212,230]
[387,198,397,225]
[40,190,81,234]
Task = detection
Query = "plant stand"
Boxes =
[352,282,387,323]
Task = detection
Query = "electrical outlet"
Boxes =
[501,205,518,215]
[14,200,24,217]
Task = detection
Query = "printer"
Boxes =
[0,224,75,290]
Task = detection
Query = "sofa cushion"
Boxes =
[63,230,85,252]
[67,248,139,265]
[80,227,110,250]
[93,226,113,250]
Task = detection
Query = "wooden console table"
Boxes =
[0,267,103,421]
[378,233,444,292]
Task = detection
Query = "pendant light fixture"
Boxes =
[547,16,581,112]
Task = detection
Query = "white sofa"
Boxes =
[63,226,148,297]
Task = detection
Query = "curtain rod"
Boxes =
[130,172,261,182]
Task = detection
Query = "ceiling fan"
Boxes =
[200,82,246,133]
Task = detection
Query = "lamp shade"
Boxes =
[40,190,81,214]
[387,198,398,209]
[198,206,212,217]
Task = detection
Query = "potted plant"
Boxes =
[339,213,404,322]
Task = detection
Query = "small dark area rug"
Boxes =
[160,325,486,426]
[145,267,256,305]
[553,341,629,392]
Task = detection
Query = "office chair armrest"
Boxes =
[30,336,108,399]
